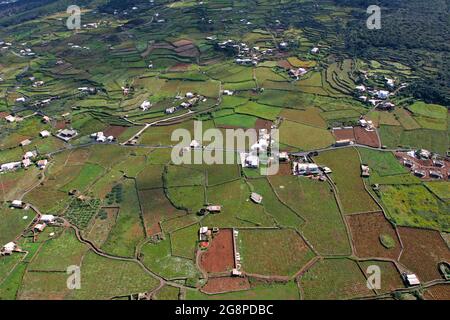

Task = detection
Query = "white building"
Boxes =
[34,223,46,232]
[386,78,395,89]
[1,162,21,172]
[403,273,420,286]
[40,215,55,224]
[22,158,32,168]
[11,200,24,208]
[140,100,151,111]
[39,130,50,138]
[1,242,17,255]
[37,159,48,170]
[293,163,320,176]
[245,154,259,168]
[5,115,16,123]
[355,85,366,92]
[23,151,36,159]
[376,90,389,99]
[311,47,319,54]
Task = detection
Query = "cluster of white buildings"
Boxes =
[1,149,48,172]
[78,87,97,95]
[33,214,56,234]
[165,92,202,114]
[355,76,406,109]
[91,131,115,143]
[19,48,35,57]
[68,43,90,50]
[0,40,12,50]
[240,128,274,169]
[358,117,375,131]
[291,153,331,179]
[214,39,274,66]
[288,67,308,80]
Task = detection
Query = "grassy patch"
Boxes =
[408,102,447,119]
[268,176,351,255]
[424,182,450,201]
[380,184,449,231]
[61,163,105,192]
[314,148,379,214]
[101,179,145,257]
[279,120,334,150]
[69,251,159,300]
[28,229,88,271]
[171,223,199,260]
[239,229,315,276]
[300,259,374,300]
[141,239,201,280]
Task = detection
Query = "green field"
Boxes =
[0,205,34,245]
[69,251,160,300]
[279,120,335,150]
[61,163,105,192]
[269,176,351,255]
[408,102,448,119]
[141,239,201,280]
[239,229,315,276]
[380,184,449,231]
[424,182,450,201]
[28,229,87,271]
[300,259,374,300]
[101,179,145,257]
[314,148,379,214]
[170,223,199,260]
[202,180,276,228]
[357,148,419,184]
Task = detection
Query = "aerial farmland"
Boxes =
[0,0,448,303]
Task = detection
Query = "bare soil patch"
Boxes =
[354,127,380,148]
[332,128,355,141]
[347,212,401,260]
[199,228,235,274]
[398,226,450,282]
[201,277,250,294]
[277,60,292,70]
[255,119,273,132]
[424,284,450,300]
[104,125,128,137]
[172,39,194,47]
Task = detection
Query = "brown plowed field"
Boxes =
[255,119,273,132]
[354,127,380,148]
[332,128,355,141]
[424,284,450,300]
[172,39,194,47]
[201,277,250,294]
[347,212,401,260]
[199,228,235,273]
[398,227,450,282]
[277,60,292,70]
[104,125,128,137]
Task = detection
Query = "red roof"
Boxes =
[200,241,209,248]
